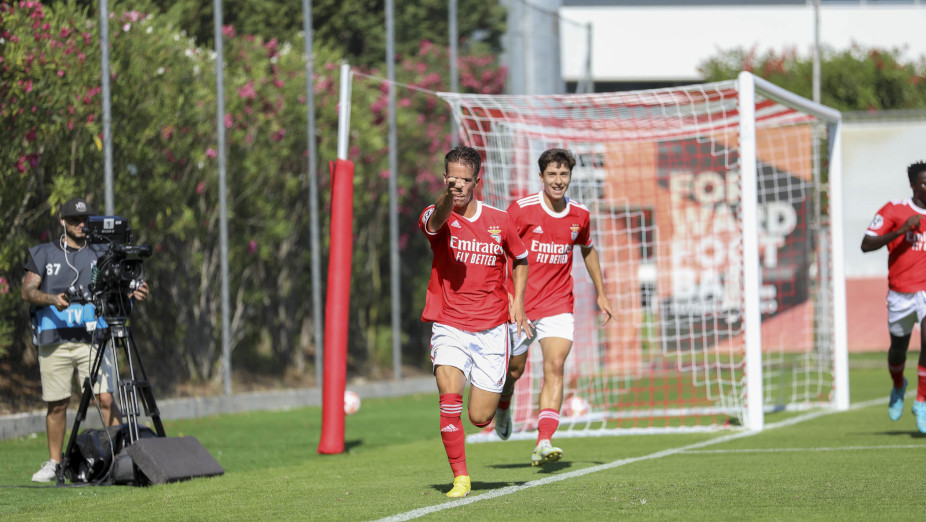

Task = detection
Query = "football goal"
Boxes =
[437,72,848,440]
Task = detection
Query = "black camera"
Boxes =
[82,216,152,317]
[64,284,92,305]
[92,243,152,295]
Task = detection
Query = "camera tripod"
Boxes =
[58,314,166,484]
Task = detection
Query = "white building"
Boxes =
[547,1,926,92]
[503,1,926,351]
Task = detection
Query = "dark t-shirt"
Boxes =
[25,240,107,346]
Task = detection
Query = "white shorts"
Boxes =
[886,289,926,337]
[430,323,509,394]
[508,313,575,357]
[38,342,116,402]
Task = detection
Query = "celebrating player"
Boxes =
[861,160,926,434]
[418,145,530,497]
[495,148,613,466]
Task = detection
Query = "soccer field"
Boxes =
[1,352,923,521]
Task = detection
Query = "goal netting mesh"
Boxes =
[438,73,848,441]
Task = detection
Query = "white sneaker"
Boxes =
[32,459,59,483]
[494,407,512,440]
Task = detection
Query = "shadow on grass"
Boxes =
[879,430,926,438]
[488,461,576,472]
[429,480,528,494]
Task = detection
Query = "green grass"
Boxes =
[1,352,923,521]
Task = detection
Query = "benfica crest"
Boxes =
[570,224,580,241]
[488,226,502,243]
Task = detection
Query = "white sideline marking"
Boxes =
[373,397,886,522]
[684,444,925,454]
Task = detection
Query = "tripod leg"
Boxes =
[115,335,143,442]
[124,328,166,437]
[58,335,109,483]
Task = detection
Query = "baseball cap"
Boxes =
[59,197,94,218]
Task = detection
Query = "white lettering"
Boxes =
[530,239,572,254]
[450,235,504,255]
[693,171,725,206]
[761,201,797,237]
[66,307,83,324]
[669,170,741,207]
[469,253,497,266]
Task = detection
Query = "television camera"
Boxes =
[66,216,152,318]
[58,215,167,486]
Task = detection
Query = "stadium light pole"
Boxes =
[449,0,459,146]
[813,0,821,103]
[98,0,114,214]
[386,0,402,380]
[213,0,233,397]
[581,22,593,94]
[301,0,324,387]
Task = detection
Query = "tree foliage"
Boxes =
[39,0,507,68]
[699,45,926,111]
[1,1,506,393]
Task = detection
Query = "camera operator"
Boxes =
[21,197,149,482]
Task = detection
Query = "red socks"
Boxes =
[889,362,906,389]
[439,393,467,477]
[918,365,926,402]
[497,389,513,411]
[536,408,560,443]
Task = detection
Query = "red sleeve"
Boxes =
[577,212,593,248]
[506,201,524,235]
[419,205,437,235]
[866,202,897,236]
[504,212,527,260]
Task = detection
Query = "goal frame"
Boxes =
[739,71,848,430]
[438,71,848,438]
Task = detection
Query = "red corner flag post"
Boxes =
[318,158,354,454]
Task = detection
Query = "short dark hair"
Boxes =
[538,148,576,173]
[908,161,926,185]
[444,145,481,178]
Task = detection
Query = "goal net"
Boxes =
[438,72,848,440]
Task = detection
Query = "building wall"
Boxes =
[843,119,926,279]
[559,4,926,84]
[842,118,926,351]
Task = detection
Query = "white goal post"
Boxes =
[437,71,848,440]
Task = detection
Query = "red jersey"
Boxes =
[419,201,528,332]
[507,192,593,319]
[865,199,926,292]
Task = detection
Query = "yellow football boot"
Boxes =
[446,475,471,498]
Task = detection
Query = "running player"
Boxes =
[495,148,613,466]
[861,160,926,434]
[419,145,530,497]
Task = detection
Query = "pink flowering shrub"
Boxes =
[0,1,506,380]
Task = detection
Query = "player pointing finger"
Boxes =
[419,145,529,498]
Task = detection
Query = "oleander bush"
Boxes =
[0,0,506,397]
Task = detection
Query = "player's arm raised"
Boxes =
[581,245,613,325]
[426,176,464,234]
[861,215,921,252]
